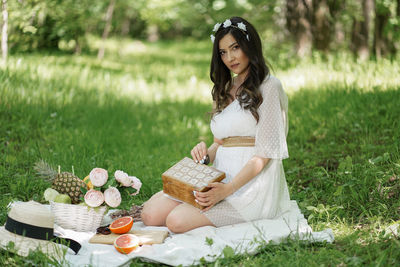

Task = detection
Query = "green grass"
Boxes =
[1,37,400,266]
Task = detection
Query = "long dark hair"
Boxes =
[210,16,269,122]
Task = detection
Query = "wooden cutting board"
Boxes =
[89,229,169,245]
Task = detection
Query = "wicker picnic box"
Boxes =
[162,157,226,209]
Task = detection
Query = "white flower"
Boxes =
[213,22,221,32]
[89,168,108,187]
[210,34,215,43]
[223,19,232,28]
[104,187,122,208]
[129,176,142,196]
[114,170,133,187]
[237,22,247,31]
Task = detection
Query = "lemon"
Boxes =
[44,188,59,202]
[54,194,72,204]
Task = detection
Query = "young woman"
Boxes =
[141,17,291,233]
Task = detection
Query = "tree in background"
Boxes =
[98,0,116,59]
[1,0,7,65]
[350,0,373,60]
[286,0,313,57]
[373,0,399,58]
[3,0,400,59]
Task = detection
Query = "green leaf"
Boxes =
[334,185,343,196]
[222,245,235,258]
[80,186,88,195]
[205,237,214,246]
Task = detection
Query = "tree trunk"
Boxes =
[1,0,7,65]
[312,0,332,51]
[286,0,313,57]
[121,17,130,36]
[373,0,392,58]
[397,0,400,17]
[147,25,159,42]
[396,0,400,54]
[351,0,373,60]
[98,0,116,60]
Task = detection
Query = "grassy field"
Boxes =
[1,38,400,266]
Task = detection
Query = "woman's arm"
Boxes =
[228,156,270,193]
[207,137,223,163]
[194,155,270,211]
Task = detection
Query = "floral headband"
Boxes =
[210,19,249,43]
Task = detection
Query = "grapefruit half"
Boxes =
[109,216,134,234]
[114,234,139,254]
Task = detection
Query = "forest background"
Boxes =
[1,0,400,60]
[1,0,400,266]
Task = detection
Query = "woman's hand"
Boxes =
[194,182,232,211]
[191,141,208,163]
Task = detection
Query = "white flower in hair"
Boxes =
[223,19,232,28]
[210,34,215,43]
[237,22,247,31]
[213,23,221,32]
[246,34,249,41]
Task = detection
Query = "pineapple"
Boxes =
[34,160,86,204]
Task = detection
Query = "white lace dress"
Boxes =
[203,75,292,227]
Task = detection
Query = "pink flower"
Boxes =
[89,168,108,187]
[104,187,122,208]
[129,176,142,196]
[84,189,104,207]
[114,170,133,187]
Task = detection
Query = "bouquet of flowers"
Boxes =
[83,168,142,210]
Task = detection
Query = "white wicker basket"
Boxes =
[50,201,107,232]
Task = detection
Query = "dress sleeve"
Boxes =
[254,76,289,159]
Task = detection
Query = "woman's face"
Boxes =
[218,33,249,78]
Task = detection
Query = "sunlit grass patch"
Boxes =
[276,53,400,94]
[4,49,212,105]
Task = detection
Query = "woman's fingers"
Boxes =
[194,191,211,206]
[194,192,208,202]
[194,182,227,209]
[195,198,211,207]
[191,142,207,163]
[200,143,207,159]
[190,147,200,162]
[191,148,200,163]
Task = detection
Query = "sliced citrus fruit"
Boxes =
[109,216,134,234]
[104,187,122,208]
[114,234,139,254]
[84,189,104,207]
[83,175,94,189]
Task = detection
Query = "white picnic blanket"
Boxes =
[60,201,333,266]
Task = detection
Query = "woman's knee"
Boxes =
[141,203,161,226]
[165,212,187,233]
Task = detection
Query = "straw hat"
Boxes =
[0,201,80,260]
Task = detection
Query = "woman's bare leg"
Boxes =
[166,203,214,233]
[141,191,181,226]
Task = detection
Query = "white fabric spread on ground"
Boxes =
[62,201,334,267]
